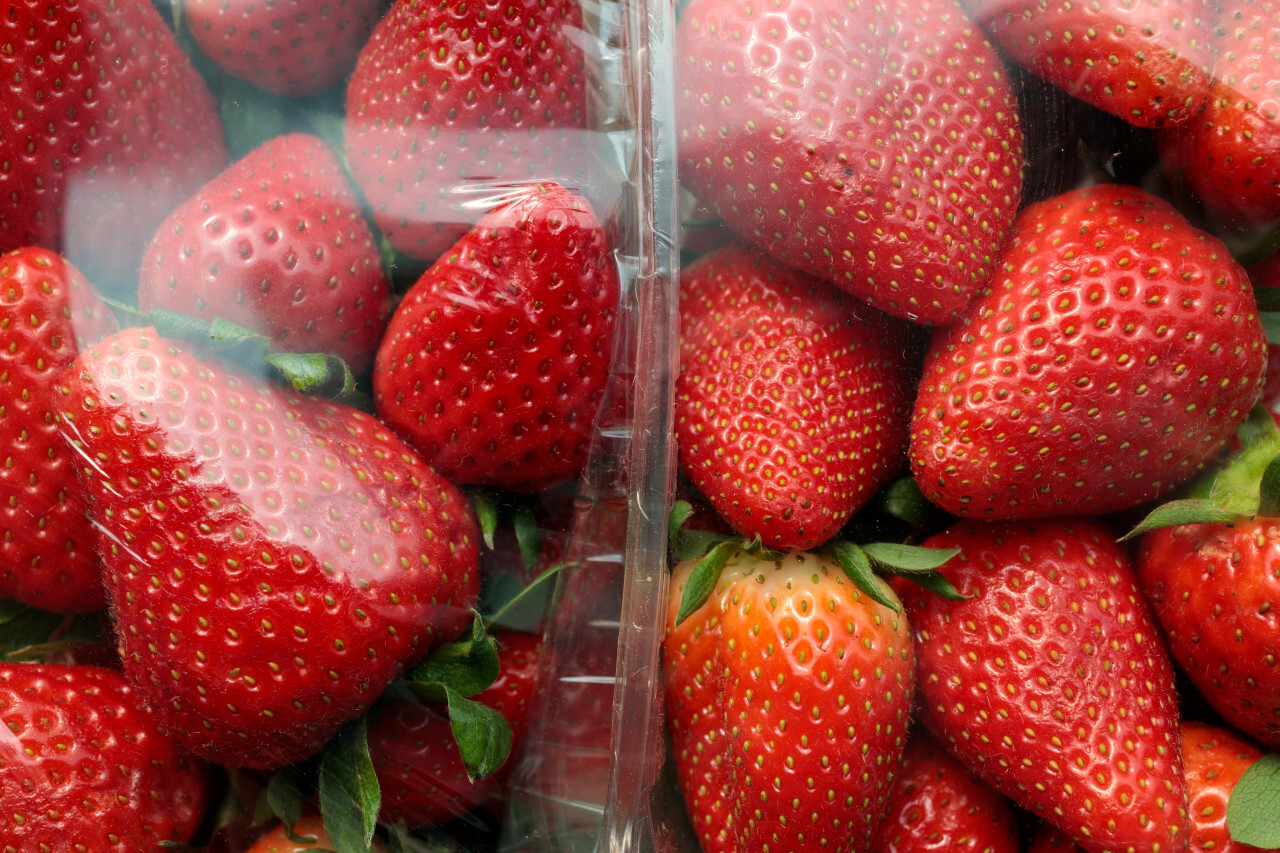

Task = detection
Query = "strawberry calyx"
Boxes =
[1228,754,1280,849]
[1124,404,1280,538]
[99,297,364,405]
[668,500,964,624]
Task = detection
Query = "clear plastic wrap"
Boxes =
[0,0,679,848]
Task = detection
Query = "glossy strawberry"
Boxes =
[0,0,228,290]
[54,327,481,769]
[664,549,915,853]
[139,134,391,375]
[872,731,1021,853]
[1159,0,1280,225]
[676,243,916,552]
[184,0,384,97]
[898,518,1190,853]
[0,663,209,848]
[0,248,117,613]
[911,184,1267,520]
[1180,720,1266,853]
[374,184,619,493]
[345,0,587,262]
[963,0,1213,128]
[677,0,1023,324]
[369,631,543,827]
[1139,519,1280,749]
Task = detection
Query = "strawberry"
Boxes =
[344,0,588,262]
[675,243,917,552]
[374,183,619,494]
[53,326,481,769]
[872,731,1021,853]
[1028,824,1088,853]
[664,548,915,852]
[911,184,1267,520]
[1138,518,1280,750]
[896,518,1190,853]
[1159,0,1280,225]
[962,0,1214,128]
[676,0,1024,325]
[183,0,384,97]
[369,631,543,827]
[0,248,117,613]
[1180,720,1267,853]
[138,133,391,375]
[0,0,228,291]
[247,813,392,851]
[0,662,209,848]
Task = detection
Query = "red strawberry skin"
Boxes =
[0,0,228,290]
[677,0,1023,325]
[369,631,543,827]
[911,184,1266,520]
[54,327,481,769]
[374,184,619,494]
[897,519,1190,853]
[872,731,1021,853]
[0,248,117,612]
[1159,0,1280,225]
[1181,720,1266,853]
[676,243,916,552]
[0,663,209,848]
[962,0,1213,128]
[345,0,587,262]
[138,134,391,375]
[1138,520,1280,750]
[184,0,384,97]
[665,549,916,853]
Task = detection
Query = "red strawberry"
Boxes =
[897,518,1189,853]
[0,663,209,848]
[374,183,619,493]
[1138,519,1280,750]
[369,631,543,827]
[664,548,916,853]
[246,813,393,851]
[183,0,384,97]
[0,0,228,290]
[1181,720,1267,853]
[0,248,117,613]
[1159,0,1280,225]
[1020,721,1266,853]
[677,0,1024,325]
[872,731,1021,853]
[911,184,1267,520]
[676,243,916,552]
[54,327,481,769]
[344,0,587,262]
[138,133,391,375]
[962,0,1214,128]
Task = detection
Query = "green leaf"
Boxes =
[1261,312,1280,346]
[513,504,542,572]
[266,353,358,402]
[407,616,499,698]
[0,605,68,660]
[1228,753,1280,849]
[318,717,380,853]
[267,767,314,844]
[668,500,695,544]
[897,569,969,602]
[874,477,945,530]
[472,492,500,550]
[862,542,960,573]
[675,539,740,625]
[1121,499,1245,540]
[0,599,29,627]
[444,686,513,782]
[482,563,564,631]
[827,542,900,613]
[1260,453,1280,518]
[150,308,216,345]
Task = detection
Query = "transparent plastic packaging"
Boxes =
[0,0,678,848]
